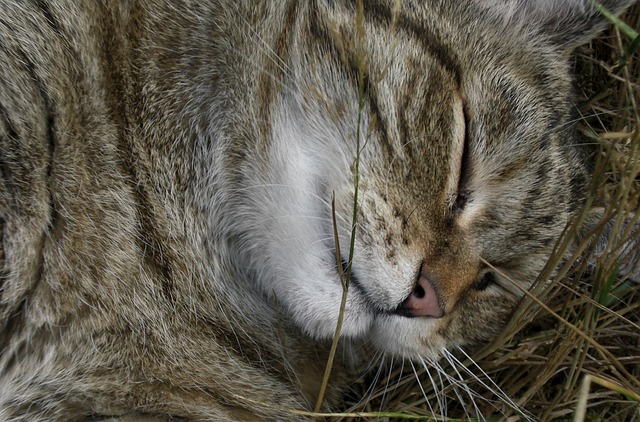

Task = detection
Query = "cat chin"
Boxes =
[369,315,445,359]
[291,288,377,340]
[285,278,449,360]
[258,258,377,340]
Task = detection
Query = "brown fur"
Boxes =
[0,1,637,420]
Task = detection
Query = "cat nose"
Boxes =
[397,274,444,318]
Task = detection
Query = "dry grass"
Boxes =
[331,5,640,422]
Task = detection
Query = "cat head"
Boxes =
[222,0,636,359]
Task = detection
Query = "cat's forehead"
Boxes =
[304,0,569,116]
[289,0,574,201]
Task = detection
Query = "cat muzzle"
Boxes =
[395,275,444,318]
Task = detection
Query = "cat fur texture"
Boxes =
[0,0,637,420]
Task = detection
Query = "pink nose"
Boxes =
[400,275,444,318]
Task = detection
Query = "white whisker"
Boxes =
[420,357,447,420]
[440,351,482,420]
[378,355,395,414]
[455,347,534,421]
[410,360,437,419]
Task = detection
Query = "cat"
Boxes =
[0,0,637,420]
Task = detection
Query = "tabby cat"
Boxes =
[0,0,637,420]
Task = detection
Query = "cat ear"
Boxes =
[478,0,636,51]
[577,208,640,283]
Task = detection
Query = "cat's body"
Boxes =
[0,1,636,420]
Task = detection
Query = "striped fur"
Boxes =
[0,0,635,420]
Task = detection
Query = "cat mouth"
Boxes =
[336,254,444,319]
[336,254,381,313]
[338,255,360,290]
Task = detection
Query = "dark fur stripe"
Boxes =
[0,102,17,197]
[257,1,299,142]
[33,0,61,34]
[307,2,395,155]
[360,0,462,84]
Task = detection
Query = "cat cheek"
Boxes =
[441,295,515,346]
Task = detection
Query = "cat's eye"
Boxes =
[474,271,496,291]
[452,189,470,213]
[450,98,471,214]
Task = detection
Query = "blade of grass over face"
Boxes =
[312,0,367,416]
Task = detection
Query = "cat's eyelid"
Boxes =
[446,92,467,211]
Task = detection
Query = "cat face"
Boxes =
[223,0,630,359]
